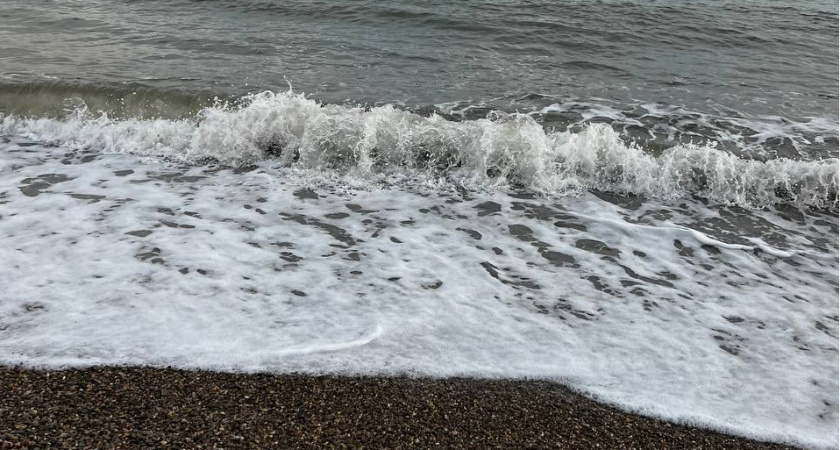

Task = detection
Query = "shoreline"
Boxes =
[0,366,803,449]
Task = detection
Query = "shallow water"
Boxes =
[0,0,838,448]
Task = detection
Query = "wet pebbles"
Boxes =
[0,367,799,449]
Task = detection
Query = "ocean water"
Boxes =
[0,1,838,448]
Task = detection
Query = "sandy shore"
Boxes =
[0,366,802,449]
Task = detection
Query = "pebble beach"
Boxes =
[0,367,803,449]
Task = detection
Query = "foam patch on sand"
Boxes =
[0,137,837,449]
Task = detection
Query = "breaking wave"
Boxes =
[2,90,837,208]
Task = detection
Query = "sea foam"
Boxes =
[0,135,837,448]
[2,90,837,208]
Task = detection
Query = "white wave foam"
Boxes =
[540,100,840,158]
[0,139,837,448]
[639,102,839,154]
[2,91,837,208]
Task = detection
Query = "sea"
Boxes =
[0,0,837,448]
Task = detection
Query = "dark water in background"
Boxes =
[1,0,837,110]
[1,0,838,158]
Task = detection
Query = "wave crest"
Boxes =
[2,90,837,208]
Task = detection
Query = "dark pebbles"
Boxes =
[0,367,800,449]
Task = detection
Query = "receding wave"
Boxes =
[2,90,837,209]
[0,80,218,120]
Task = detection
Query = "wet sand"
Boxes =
[0,367,800,449]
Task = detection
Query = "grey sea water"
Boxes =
[0,1,838,448]
[1,0,837,110]
[1,0,839,156]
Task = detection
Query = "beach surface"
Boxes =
[0,366,802,449]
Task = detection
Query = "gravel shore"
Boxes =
[0,366,800,449]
